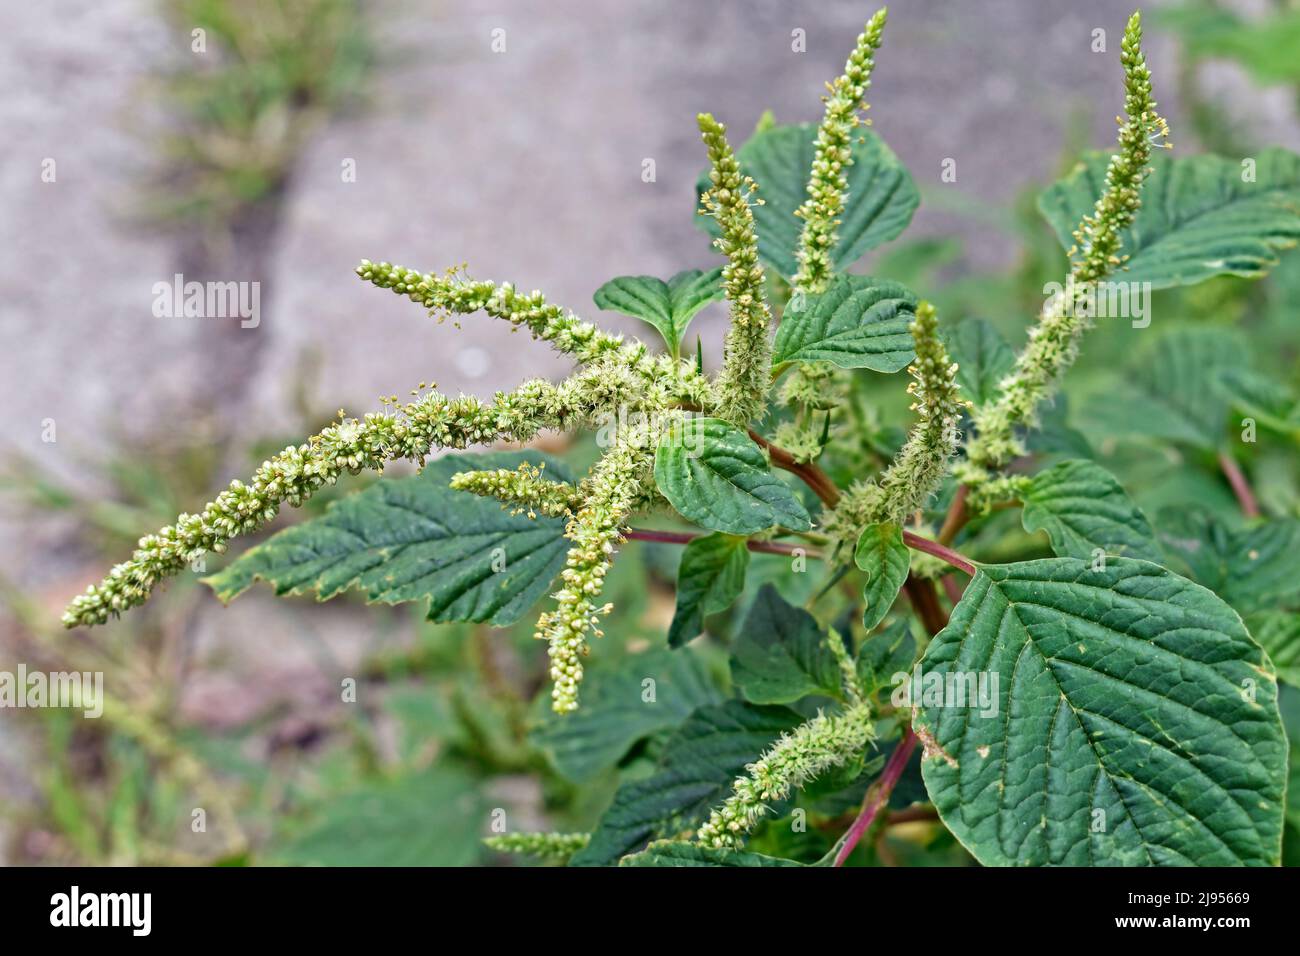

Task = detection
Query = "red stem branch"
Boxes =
[624,528,820,559]
[901,530,976,576]
[833,729,918,866]
[1218,451,1260,519]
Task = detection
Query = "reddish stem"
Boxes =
[834,730,918,866]
[937,484,969,545]
[901,530,976,576]
[1218,451,1260,519]
[903,574,950,633]
[941,573,964,606]
[748,429,842,506]
[624,528,820,559]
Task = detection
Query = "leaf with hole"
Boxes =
[916,557,1287,866]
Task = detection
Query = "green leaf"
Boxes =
[1157,508,1300,616]
[1245,612,1300,689]
[1022,459,1162,562]
[855,618,916,697]
[1216,367,1300,438]
[271,766,486,866]
[1038,148,1300,288]
[593,268,723,356]
[941,317,1015,407]
[772,275,917,372]
[694,123,919,280]
[668,533,750,647]
[917,557,1287,866]
[854,522,910,632]
[530,648,722,782]
[731,584,841,704]
[654,417,811,535]
[1075,327,1248,450]
[1283,685,1300,865]
[571,700,801,865]
[204,451,571,626]
[619,840,804,867]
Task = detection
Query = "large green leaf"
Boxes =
[619,840,805,867]
[592,268,723,356]
[854,522,910,632]
[668,533,750,647]
[694,123,919,280]
[204,451,570,626]
[941,317,1015,407]
[654,417,811,535]
[1038,148,1300,288]
[1075,326,1248,449]
[571,700,801,866]
[730,584,841,704]
[1245,612,1300,689]
[1021,459,1162,562]
[917,558,1287,866]
[530,648,722,782]
[771,274,917,371]
[271,765,486,866]
[1157,508,1300,616]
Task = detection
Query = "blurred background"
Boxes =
[1,0,1297,865]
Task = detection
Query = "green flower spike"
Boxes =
[962,11,1167,480]
[536,422,659,714]
[793,7,889,295]
[697,113,774,427]
[60,385,580,629]
[696,703,875,849]
[822,301,965,548]
[450,462,581,519]
[483,831,590,862]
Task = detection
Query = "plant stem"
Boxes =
[886,805,939,826]
[1218,450,1260,519]
[624,528,820,559]
[749,429,842,506]
[937,484,968,545]
[903,574,950,633]
[833,729,918,866]
[900,530,976,575]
